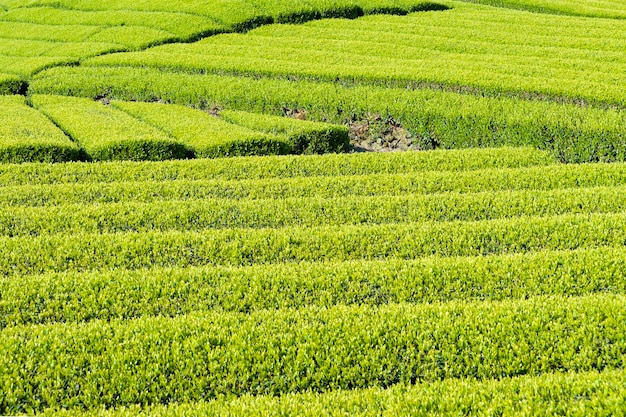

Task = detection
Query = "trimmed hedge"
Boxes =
[1,185,626,236]
[40,369,626,417]
[112,101,292,157]
[1,247,625,327]
[0,95,81,163]
[5,162,626,207]
[1,212,626,275]
[221,109,349,154]
[30,66,626,162]
[0,146,555,185]
[30,95,191,161]
[1,295,625,413]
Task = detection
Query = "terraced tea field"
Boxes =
[2,148,626,415]
[1,0,625,415]
[23,1,626,162]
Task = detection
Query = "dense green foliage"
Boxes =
[0,38,123,58]
[2,212,626,276]
[5,161,626,207]
[1,145,625,414]
[31,66,626,162]
[221,109,349,153]
[2,0,626,413]
[86,4,626,107]
[31,95,191,161]
[112,101,292,157]
[2,295,625,413]
[0,95,81,163]
[0,0,445,77]
[0,94,350,163]
[1,0,446,22]
[1,247,624,327]
[2,185,626,236]
[3,0,626,162]
[458,0,626,18]
[41,369,626,417]
[0,7,227,42]
[0,146,554,185]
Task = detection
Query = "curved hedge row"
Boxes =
[2,212,626,276]
[0,95,82,163]
[31,66,626,162]
[13,95,350,163]
[1,185,626,236]
[4,161,626,207]
[1,295,625,413]
[41,369,626,417]
[0,146,555,185]
[112,101,292,158]
[31,95,190,162]
[1,247,625,328]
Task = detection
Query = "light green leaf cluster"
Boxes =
[0,146,555,185]
[0,7,227,39]
[0,94,353,163]
[0,95,80,163]
[2,295,625,413]
[32,66,626,162]
[2,0,444,21]
[221,109,349,153]
[0,38,123,58]
[85,26,178,50]
[0,55,78,77]
[0,20,100,41]
[40,369,626,417]
[113,101,291,157]
[0,246,625,327]
[30,95,189,161]
[85,6,626,107]
[2,211,626,275]
[0,146,624,414]
[3,185,626,236]
[4,161,626,207]
[456,0,626,19]
[0,0,445,79]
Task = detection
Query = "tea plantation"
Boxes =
[0,0,625,415]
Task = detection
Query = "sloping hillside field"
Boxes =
[1,0,625,415]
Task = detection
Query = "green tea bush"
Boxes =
[113,101,292,157]
[0,38,123,58]
[1,185,626,236]
[0,95,81,163]
[31,66,626,162]
[2,247,625,327]
[0,55,78,77]
[221,110,349,153]
[39,369,626,417]
[30,95,191,161]
[1,295,625,413]
[85,7,626,108]
[1,212,626,275]
[457,0,626,18]
[0,20,101,42]
[0,7,228,40]
[0,146,553,185]
[5,162,626,207]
